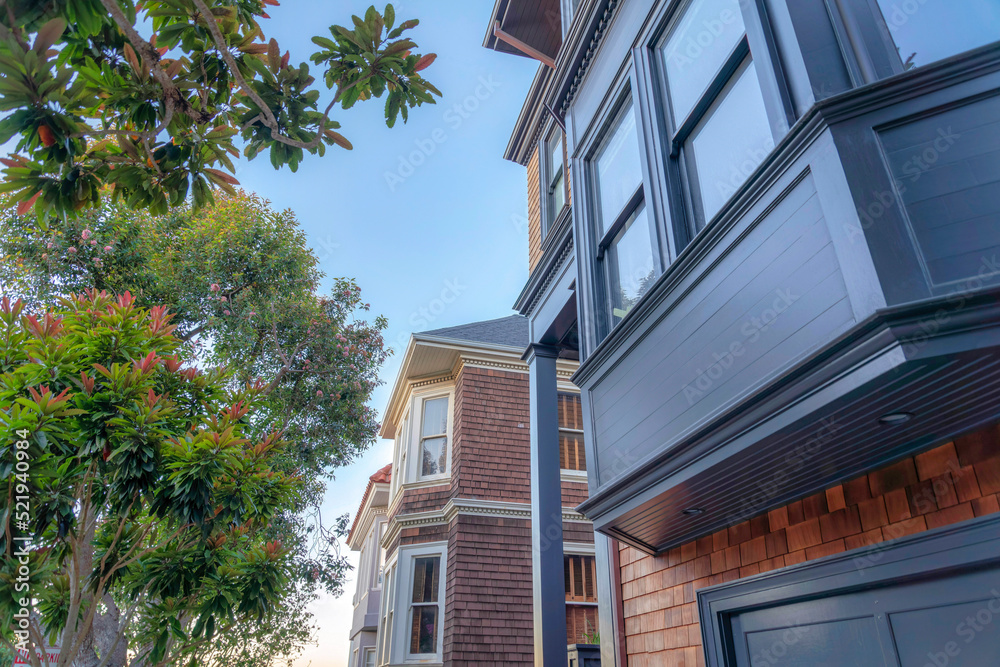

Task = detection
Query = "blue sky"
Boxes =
[232,2,540,665]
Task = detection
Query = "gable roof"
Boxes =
[347,463,392,547]
[421,315,528,348]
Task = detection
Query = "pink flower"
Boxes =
[224,310,231,316]
[210,283,220,292]
[41,253,47,260]
[104,246,112,252]
[316,390,323,397]
[249,311,256,317]
[220,296,227,303]
[68,247,77,254]
[94,258,101,264]
[81,229,92,240]
[46,242,53,249]
[90,240,97,246]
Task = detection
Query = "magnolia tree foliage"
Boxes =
[0,192,391,664]
[0,291,300,667]
[0,1,439,217]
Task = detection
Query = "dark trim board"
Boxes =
[697,513,1000,667]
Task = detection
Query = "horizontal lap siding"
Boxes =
[879,94,1000,286]
[593,173,855,482]
[618,422,1000,667]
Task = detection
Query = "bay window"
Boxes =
[659,0,775,227]
[593,101,657,326]
[381,542,447,664]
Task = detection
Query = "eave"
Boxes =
[577,288,1000,554]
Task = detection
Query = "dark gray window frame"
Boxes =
[578,75,666,340]
[638,0,795,246]
[541,120,570,238]
[698,512,1000,667]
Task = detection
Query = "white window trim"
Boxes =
[384,541,449,665]
[408,387,455,484]
[363,647,377,667]
[377,554,398,667]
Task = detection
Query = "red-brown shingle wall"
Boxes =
[618,425,1000,667]
[444,515,534,665]
[563,480,591,508]
[452,366,533,503]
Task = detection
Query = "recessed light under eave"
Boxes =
[878,412,915,425]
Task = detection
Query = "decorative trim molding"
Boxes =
[458,356,529,375]
[382,498,593,549]
[409,373,456,390]
[558,0,622,118]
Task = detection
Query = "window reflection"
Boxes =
[875,0,1000,69]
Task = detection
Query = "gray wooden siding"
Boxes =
[879,93,1000,288]
[590,172,855,483]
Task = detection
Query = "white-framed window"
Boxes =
[377,556,398,667]
[363,647,376,667]
[380,542,448,664]
[406,389,454,482]
[391,412,410,499]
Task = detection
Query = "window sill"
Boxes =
[560,469,588,484]
[400,477,451,491]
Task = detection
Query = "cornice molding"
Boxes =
[382,498,592,549]
[458,355,529,375]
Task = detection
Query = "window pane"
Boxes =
[596,106,643,235]
[875,0,1000,69]
[558,393,583,430]
[421,436,447,476]
[609,204,655,323]
[409,606,438,654]
[560,432,586,471]
[421,397,448,437]
[411,556,440,603]
[365,650,376,667]
[662,0,746,123]
[689,60,773,222]
[549,172,565,222]
[549,133,563,180]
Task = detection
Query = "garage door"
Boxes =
[699,515,1000,667]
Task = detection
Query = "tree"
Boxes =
[0,1,439,217]
[0,290,301,667]
[1,191,390,664]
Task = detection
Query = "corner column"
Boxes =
[523,342,568,666]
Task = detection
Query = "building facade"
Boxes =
[347,465,393,667]
[347,316,601,666]
[484,0,1000,665]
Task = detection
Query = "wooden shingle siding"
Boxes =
[617,423,1000,666]
[527,145,543,273]
[444,515,534,665]
[454,366,533,502]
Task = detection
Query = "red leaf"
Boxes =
[16,191,41,216]
[414,53,436,72]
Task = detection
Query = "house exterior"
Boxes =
[347,464,393,667]
[350,316,601,666]
[484,1,1000,665]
